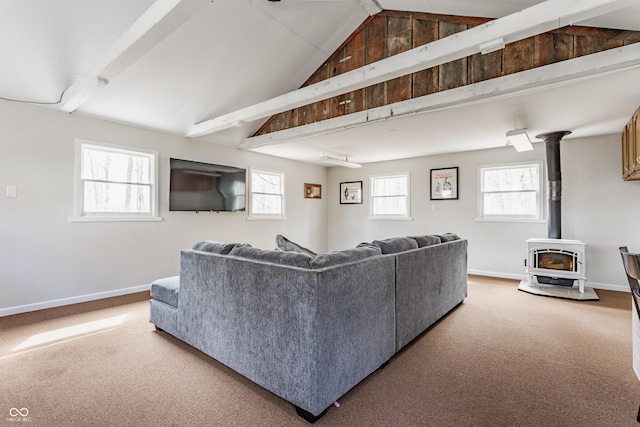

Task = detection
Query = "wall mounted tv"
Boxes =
[169,158,246,212]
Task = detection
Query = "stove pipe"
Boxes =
[535,131,571,239]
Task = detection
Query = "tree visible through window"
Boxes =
[250,168,285,218]
[478,162,542,220]
[370,173,410,219]
[75,140,157,219]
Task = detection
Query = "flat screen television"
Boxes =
[169,158,246,212]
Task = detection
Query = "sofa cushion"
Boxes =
[228,244,313,268]
[410,234,442,247]
[372,237,419,254]
[150,276,180,308]
[275,234,317,256]
[438,233,461,242]
[192,240,237,255]
[310,244,382,269]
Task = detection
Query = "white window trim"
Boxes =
[476,160,545,223]
[368,172,413,220]
[70,139,161,223]
[247,167,287,220]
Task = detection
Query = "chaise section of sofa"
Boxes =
[149,276,180,338]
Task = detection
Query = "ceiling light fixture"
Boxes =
[506,128,534,152]
[318,155,361,168]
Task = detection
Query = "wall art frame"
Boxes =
[430,167,458,200]
[304,183,322,199]
[340,181,363,204]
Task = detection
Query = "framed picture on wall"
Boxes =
[430,167,458,200]
[304,183,322,199]
[340,181,362,204]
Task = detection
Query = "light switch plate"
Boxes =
[6,185,17,198]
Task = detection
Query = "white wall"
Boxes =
[0,101,328,313]
[3,98,638,315]
[327,134,640,291]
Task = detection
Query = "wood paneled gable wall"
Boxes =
[254,10,640,137]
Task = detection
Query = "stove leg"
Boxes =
[578,278,585,293]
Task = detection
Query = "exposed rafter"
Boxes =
[59,0,204,113]
[185,0,638,139]
[240,43,640,149]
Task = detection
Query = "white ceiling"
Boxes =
[2,0,640,166]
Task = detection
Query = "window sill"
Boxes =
[367,216,413,221]
[69,216,163,223]
[475,217,546,223]
[246,215,287,221]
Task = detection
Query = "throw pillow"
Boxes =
[438,233,461,242]
[310,245,382,269]
[192,241,237,254]
[229,244,313,269]
[410,235,442,247]
[275,235,317,256]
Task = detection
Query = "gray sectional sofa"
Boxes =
[149,234,467,422]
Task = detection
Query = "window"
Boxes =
[369,173,411,219]
[249,168,285,219]
[72,140,159,221]
[478,161,543,221]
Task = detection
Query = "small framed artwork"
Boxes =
[430,167,458,200]
[304,183,322,199]
[340,181,363,204]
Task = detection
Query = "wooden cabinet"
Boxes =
[622,106,640,180]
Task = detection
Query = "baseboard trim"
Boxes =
[467,269,628,293]
[0,284,151,317]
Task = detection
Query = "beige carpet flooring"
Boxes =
[1,275,639,426]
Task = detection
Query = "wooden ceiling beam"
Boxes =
[59,0,205,113]
[240,42,640,149]
[186,0,638,138]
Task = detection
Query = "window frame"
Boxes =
[248,167,286,220]
[368,172,412,220]
[71,139,160,222]
[477,160,545,222]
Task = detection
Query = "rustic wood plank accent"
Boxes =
[575,34,624,56]
[411,18,438,97]
[387,15,413,103]
[504,37,535,74]
[438,21,468,91]
[253,10,640,137]
[344,30,366,114]
[534,32,573,67]
[329,47,347,117]
[365,15,387,109]
[298,63,329,126]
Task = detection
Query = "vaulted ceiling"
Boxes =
[2,0,640,166]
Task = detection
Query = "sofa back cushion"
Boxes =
[228,244,313,268]
[310,243,382,269]
[192,241,237,255]
[410,235,442,248]
[438,233,461,242]
[372,237,419,254]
